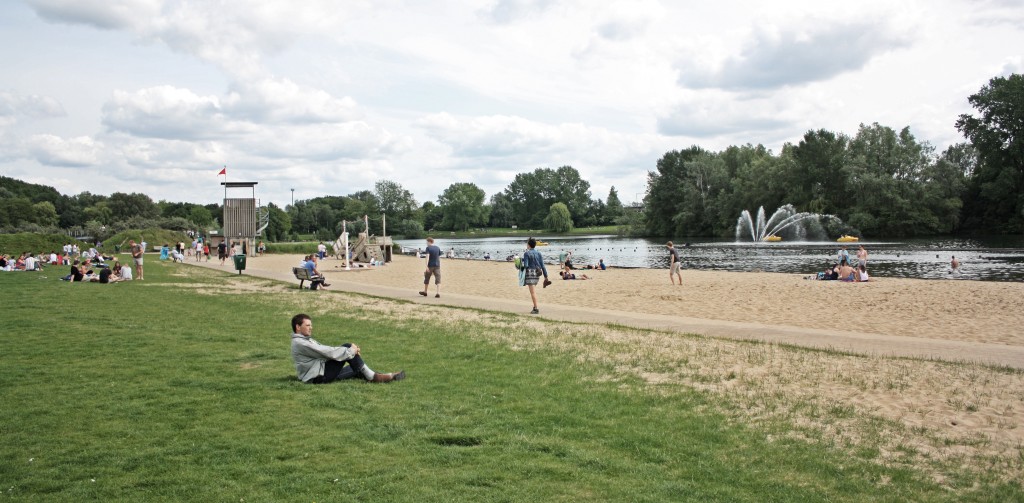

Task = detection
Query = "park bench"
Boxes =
[292,267,314,289]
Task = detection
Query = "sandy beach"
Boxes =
[195,252,1024,366]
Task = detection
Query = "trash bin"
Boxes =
[233,254,246,274]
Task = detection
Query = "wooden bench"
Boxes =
[292,267,314,289]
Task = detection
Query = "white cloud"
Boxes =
[101,86,242,140]
[27,0,161,30]
[26,134,103,167]
[223,78,361,124]
[676,20,912,90]
[0,91,66,125]
[3,0,1024,207]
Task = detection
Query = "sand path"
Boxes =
[186,253,1024,369]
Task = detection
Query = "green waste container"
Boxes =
[233,254,246,274]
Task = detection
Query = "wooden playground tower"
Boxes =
[332,214,393,269]
[221,181,269,255]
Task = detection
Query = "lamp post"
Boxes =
[290,188,294,207]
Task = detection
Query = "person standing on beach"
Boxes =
[522,237,551,314]
[857,245,868,269]
[667,241,682,285]
[419,237,442,298]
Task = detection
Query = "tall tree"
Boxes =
[956,73,1024,233]
[107,192,159,222]
[545,202,573,232]
[605,186,624,222]
[488,192,515,228]
[263,202,291,242]
[374,180,418,222]
[788,129,849,215]
[438,183,487,231]
[504,166,591,228]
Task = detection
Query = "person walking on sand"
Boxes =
[667,241,682,285]
[419,237,442,298]
[522,237,551,314]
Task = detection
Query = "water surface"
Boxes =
[396,235,1024,282]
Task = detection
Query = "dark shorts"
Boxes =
[424,266,441,284]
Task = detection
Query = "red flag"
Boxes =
[217,167,226,176]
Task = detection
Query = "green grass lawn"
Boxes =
[0,263,1017,501]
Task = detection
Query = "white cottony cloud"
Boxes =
[2,0,1023,207]
[26,134,103,167]
[101,86,242,140]
[676,20,912,91]
[0,91,66,126]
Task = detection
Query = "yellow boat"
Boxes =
[763,235,782,242]
[535,241,549,246]
[837,235,859,243]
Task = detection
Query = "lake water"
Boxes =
[395,235,1024,282]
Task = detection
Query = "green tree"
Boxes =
[545,202,573,232]
[645,147,728,236]
[438,183,487,231]
[488,193,515,228]
[188,205,214,227]
[787,130,850,215]
[263,202,291,242]
[420,201,443,231]
[374,180,418,222]
[605,186,624,223]
[504,166,591,228]
[32,201,58,227]
[107,192,159,222]
[846,123,935,235]
[956,73,1024,233]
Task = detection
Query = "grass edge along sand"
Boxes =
[0,262,1021,501]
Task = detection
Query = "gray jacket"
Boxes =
[291,334,357,382]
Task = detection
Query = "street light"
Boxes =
[290,188,294,207]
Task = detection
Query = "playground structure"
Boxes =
[331,214,393,270]
[220,181,270,256]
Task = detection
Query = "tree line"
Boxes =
[644,74,1023,237]
[2,74,1020,240]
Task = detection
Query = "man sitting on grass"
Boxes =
[290,313,405,384]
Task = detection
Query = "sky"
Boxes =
[1,0,1022,210]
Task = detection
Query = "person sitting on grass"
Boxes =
[68,260,85,282]
[290,313,405,384]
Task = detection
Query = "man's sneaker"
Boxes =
[530,307,539,314]
[391,370,406,381]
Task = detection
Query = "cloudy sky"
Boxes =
[1,0,1022,209]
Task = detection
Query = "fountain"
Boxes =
[735,204,828,242]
